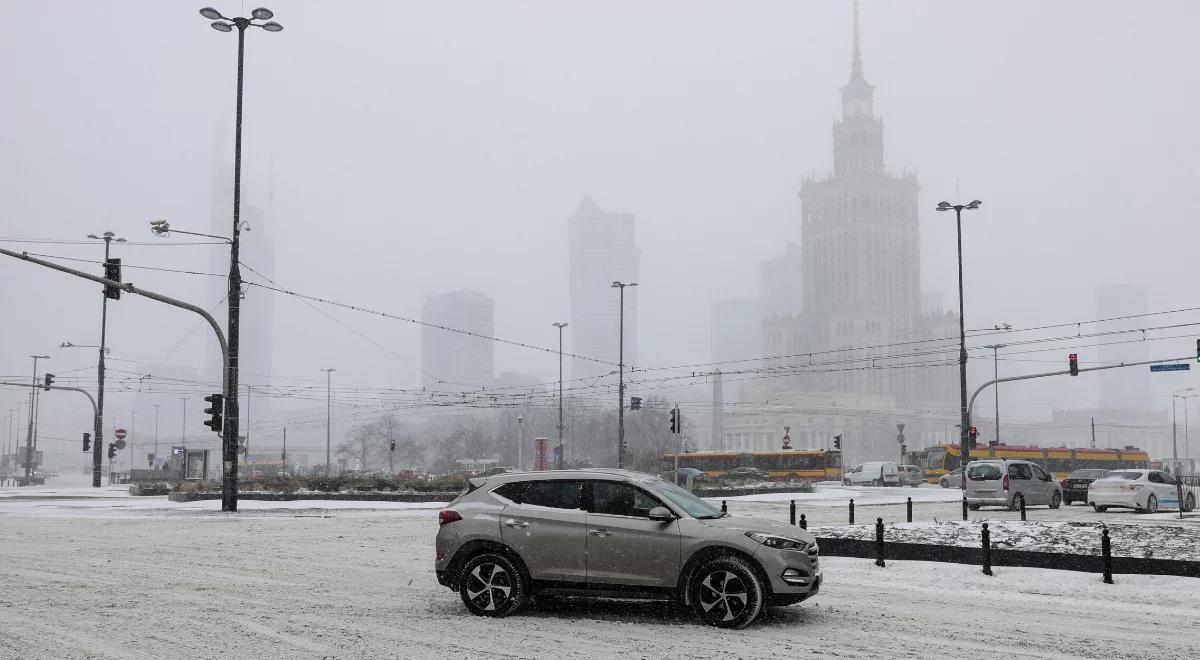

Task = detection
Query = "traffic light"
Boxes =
[203,393,224,434]
[82,433,91,452]
[630,396,642,411]
[900,443,907,456]
[968,426,979,449]
[669,408,679,434]
[389,438,396,452]
[103,258,122,300]
[1068,353,1079,376]
[1195,339,1199,362]
[833,435,842,450]
[107,443,117,460]
[43,373,55,391]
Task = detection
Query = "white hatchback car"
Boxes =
[1088,469,1197,513]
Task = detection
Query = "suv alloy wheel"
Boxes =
[459,552,527,617]
[688,556,764,629]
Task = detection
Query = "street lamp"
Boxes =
[322,368,335,476]
[1172,388,1194,463]
[85,231,126,488]
[60,342,110,355]
[611,281,638,469]
[199,6,283,513]
[552,322,569,469]
[935,199,981,482]
[149,219,231,242]
[22,355,50,485]
[983,342,1007,446]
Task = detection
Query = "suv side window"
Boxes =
[1031,465,1051,481]
[518,480,584,509]
[1008,464,1033,480]
[590,481,662,518]
[1149,471,1174,485]
[493,481,526,503]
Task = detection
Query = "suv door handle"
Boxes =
[588,529,610,537]
[504,519,530,528]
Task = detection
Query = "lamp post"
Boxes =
[1171,388,1193,463]
[22,355,49,484]
[935,199,981,483]
[552,322,569,469]
[322,368,335,476]
[983,343,1006,446]
[198,6,282,512]
[84,231,125,487]
[611,281,638,469]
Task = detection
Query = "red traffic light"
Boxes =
[1068,353,1079,376]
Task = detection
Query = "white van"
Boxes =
[843,461,900,487]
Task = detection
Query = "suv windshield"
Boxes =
[641,478,724,519]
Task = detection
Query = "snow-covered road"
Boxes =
[1,495,1198,659]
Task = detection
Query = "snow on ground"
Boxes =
[1,498,1198,659]
[719,482,963,506]
[811,519,1200,561]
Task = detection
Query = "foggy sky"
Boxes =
[3,1,1199,456]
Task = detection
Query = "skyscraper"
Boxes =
[567,197,640,381]
[421,289,495,391]
[1096,285,1152,411]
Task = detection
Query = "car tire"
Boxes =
[689,556,764,629]
[1050,491,1061,509]
[459,552,526,618]
[1142,494,1158,514]
[1183,493,1196,513]
[871,479,882,487]
[1092,503,1107,513]
[1009,494,1024,512]
[843,479,851,486]
[940,479,949,488]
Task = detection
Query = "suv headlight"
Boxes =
[745,531,810,552]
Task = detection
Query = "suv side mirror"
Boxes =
[648,507,675,523]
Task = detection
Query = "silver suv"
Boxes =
[434,469,821,629]
[965,459,1063,510]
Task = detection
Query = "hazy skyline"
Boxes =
[3,1,1199,458]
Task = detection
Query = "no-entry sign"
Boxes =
[114,428,128,440]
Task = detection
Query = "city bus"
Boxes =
[663,449,842,484]
[921,444,1149,482]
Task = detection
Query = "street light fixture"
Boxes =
[199,6,282,513]
[935,200,982,483]
[60,341,110,355]
[149,219,232,242]
[85,231,125,487]
[552,322,569,469]
[611,281,637,469]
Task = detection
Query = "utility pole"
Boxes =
[611,281,637,469]
[984,344,1006,445]
[153,404,160,469]
[936,199,982,484]
[24,355,49,485]
[322,368,335,475]
[281,426,287,473]
[517,415,524,470]
[552,322,568,469]
[130,411,136,475]
[245,385,251,461]
[1091,417,1096,449]
[86,230,124,487]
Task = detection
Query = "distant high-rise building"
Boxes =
[1096,285,1152,410]
[567,197,640,381]
[710,299,760,402]
[760,243,803,318]
[421,289,495,391]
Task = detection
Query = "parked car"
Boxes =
[843,461,900,487]
[965,459,1062,510]
[938,468,963,489]
[1060,468,1110,505]
[898,465,924,487]
[722,467,771,483]
[434,469,822,629]
[1088,469,1196,513]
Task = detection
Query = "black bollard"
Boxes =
[800,513,807,529]
[1101,527,1113,584]
[874,517,885,567]
[849,498,855,525]
[721,500,727,515]
[907,496,913,523]
[1020,495,1027,522]
[790,499,796,526]
[962,495,968,521]
[981,522,993,576]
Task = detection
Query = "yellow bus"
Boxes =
[922,444,1149,482]
[663,450,842,484]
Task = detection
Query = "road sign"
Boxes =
[171,446,184,456]
[1150,364,1191,373]
[114,428,128,440]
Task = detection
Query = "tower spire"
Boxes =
[851,0,863,77]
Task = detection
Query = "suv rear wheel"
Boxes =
[459,552,527,617]
[688,556,764,629]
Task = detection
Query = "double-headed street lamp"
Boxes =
[611,281,637,469]
[552,322,569,469]
[85,231,125,487]
[936,199,981,481]
[199,6,282,512]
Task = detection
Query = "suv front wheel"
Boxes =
[459,552,527,618]
[688,556,764,629]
